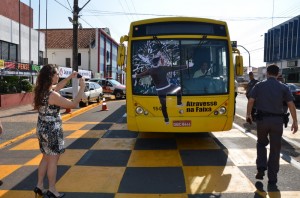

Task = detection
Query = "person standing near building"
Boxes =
[246,72,259,119]
[234,79,238,115]
[246,64,298,186]
[33,64,85,198]
[246,72,259,98]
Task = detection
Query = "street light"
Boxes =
[237,45,251,72]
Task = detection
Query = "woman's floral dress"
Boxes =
[37,91,65,155]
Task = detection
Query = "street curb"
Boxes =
[61,102,102,122]
[0,102,102,149]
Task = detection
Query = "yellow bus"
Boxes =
[118,17,243,132]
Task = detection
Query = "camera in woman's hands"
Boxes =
[77,73,82,78]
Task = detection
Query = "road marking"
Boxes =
[233,116,300,170]
[233,122,257,140]
[235,113,300,147]
[235,113,246,120]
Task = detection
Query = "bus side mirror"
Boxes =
[235,55,243,76]
[117,44,126,66]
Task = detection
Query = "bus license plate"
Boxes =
[173,120,191,127]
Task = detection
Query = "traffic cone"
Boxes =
[101,98,109,111]
[63,108,71,113]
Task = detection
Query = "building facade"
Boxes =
[0,0,45,77]
[41,28,124,83]
[264,15,300,82]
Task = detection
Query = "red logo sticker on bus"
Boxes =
[173,120,191,127]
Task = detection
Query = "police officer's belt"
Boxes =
[257,111,284,117]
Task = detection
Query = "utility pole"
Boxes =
[72,0,79,102]
[71,0,91,102]
[72,0,79,72]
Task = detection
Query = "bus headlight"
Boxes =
[144,110,149,115]
[219,106,227,114]
[135,106,144,114]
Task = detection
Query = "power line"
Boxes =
[53,0,72,12]
[249,47,264,53]
[117,0,131,23]
[65,0,73,11]
[83,1,124,39]
[123,0,135,21]
[83,9,297,19]
[80,17,94,28]
[129,0,139,20]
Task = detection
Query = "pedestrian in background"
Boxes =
[246,64,298,187]
[33,64,85,198]
[234,79,238,115]
[246,72,259,119]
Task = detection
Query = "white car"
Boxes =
[59,82,104,107]
[89,78,126,99]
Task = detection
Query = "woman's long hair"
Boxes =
[33,64,57,110]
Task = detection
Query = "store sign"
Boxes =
[0,59,4,69]
[58,66,91,79]
[287,60,298,67]
[17,63,30,71]
[4,62,16,70]
[31,64,41,72]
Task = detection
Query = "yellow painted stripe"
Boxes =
[0,165,22,179]
[0,190,34,198]
[10,138,39,150]
[56,166,126,193]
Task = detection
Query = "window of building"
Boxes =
[0,41,9,60]
[9,44,17,61]
[0,41,18,62]
[38,51,43,65]
[66,58,71,67]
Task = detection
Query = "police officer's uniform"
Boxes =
[249,77,294,184]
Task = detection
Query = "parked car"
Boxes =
[286,83,300,104]
[59,81,104,107]
[89,78,126,99]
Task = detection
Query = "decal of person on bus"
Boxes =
[132,44,189,124]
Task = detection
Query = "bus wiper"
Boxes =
[196,35,208,48]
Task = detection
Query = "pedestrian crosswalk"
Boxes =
[0,102,300,197]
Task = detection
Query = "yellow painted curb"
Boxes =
[61,102,102,121]
[0,102,102,149]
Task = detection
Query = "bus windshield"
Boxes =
[131,39,229,96]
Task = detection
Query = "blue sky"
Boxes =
[21,0,300,67]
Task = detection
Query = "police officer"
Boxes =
[246,64,298,186]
